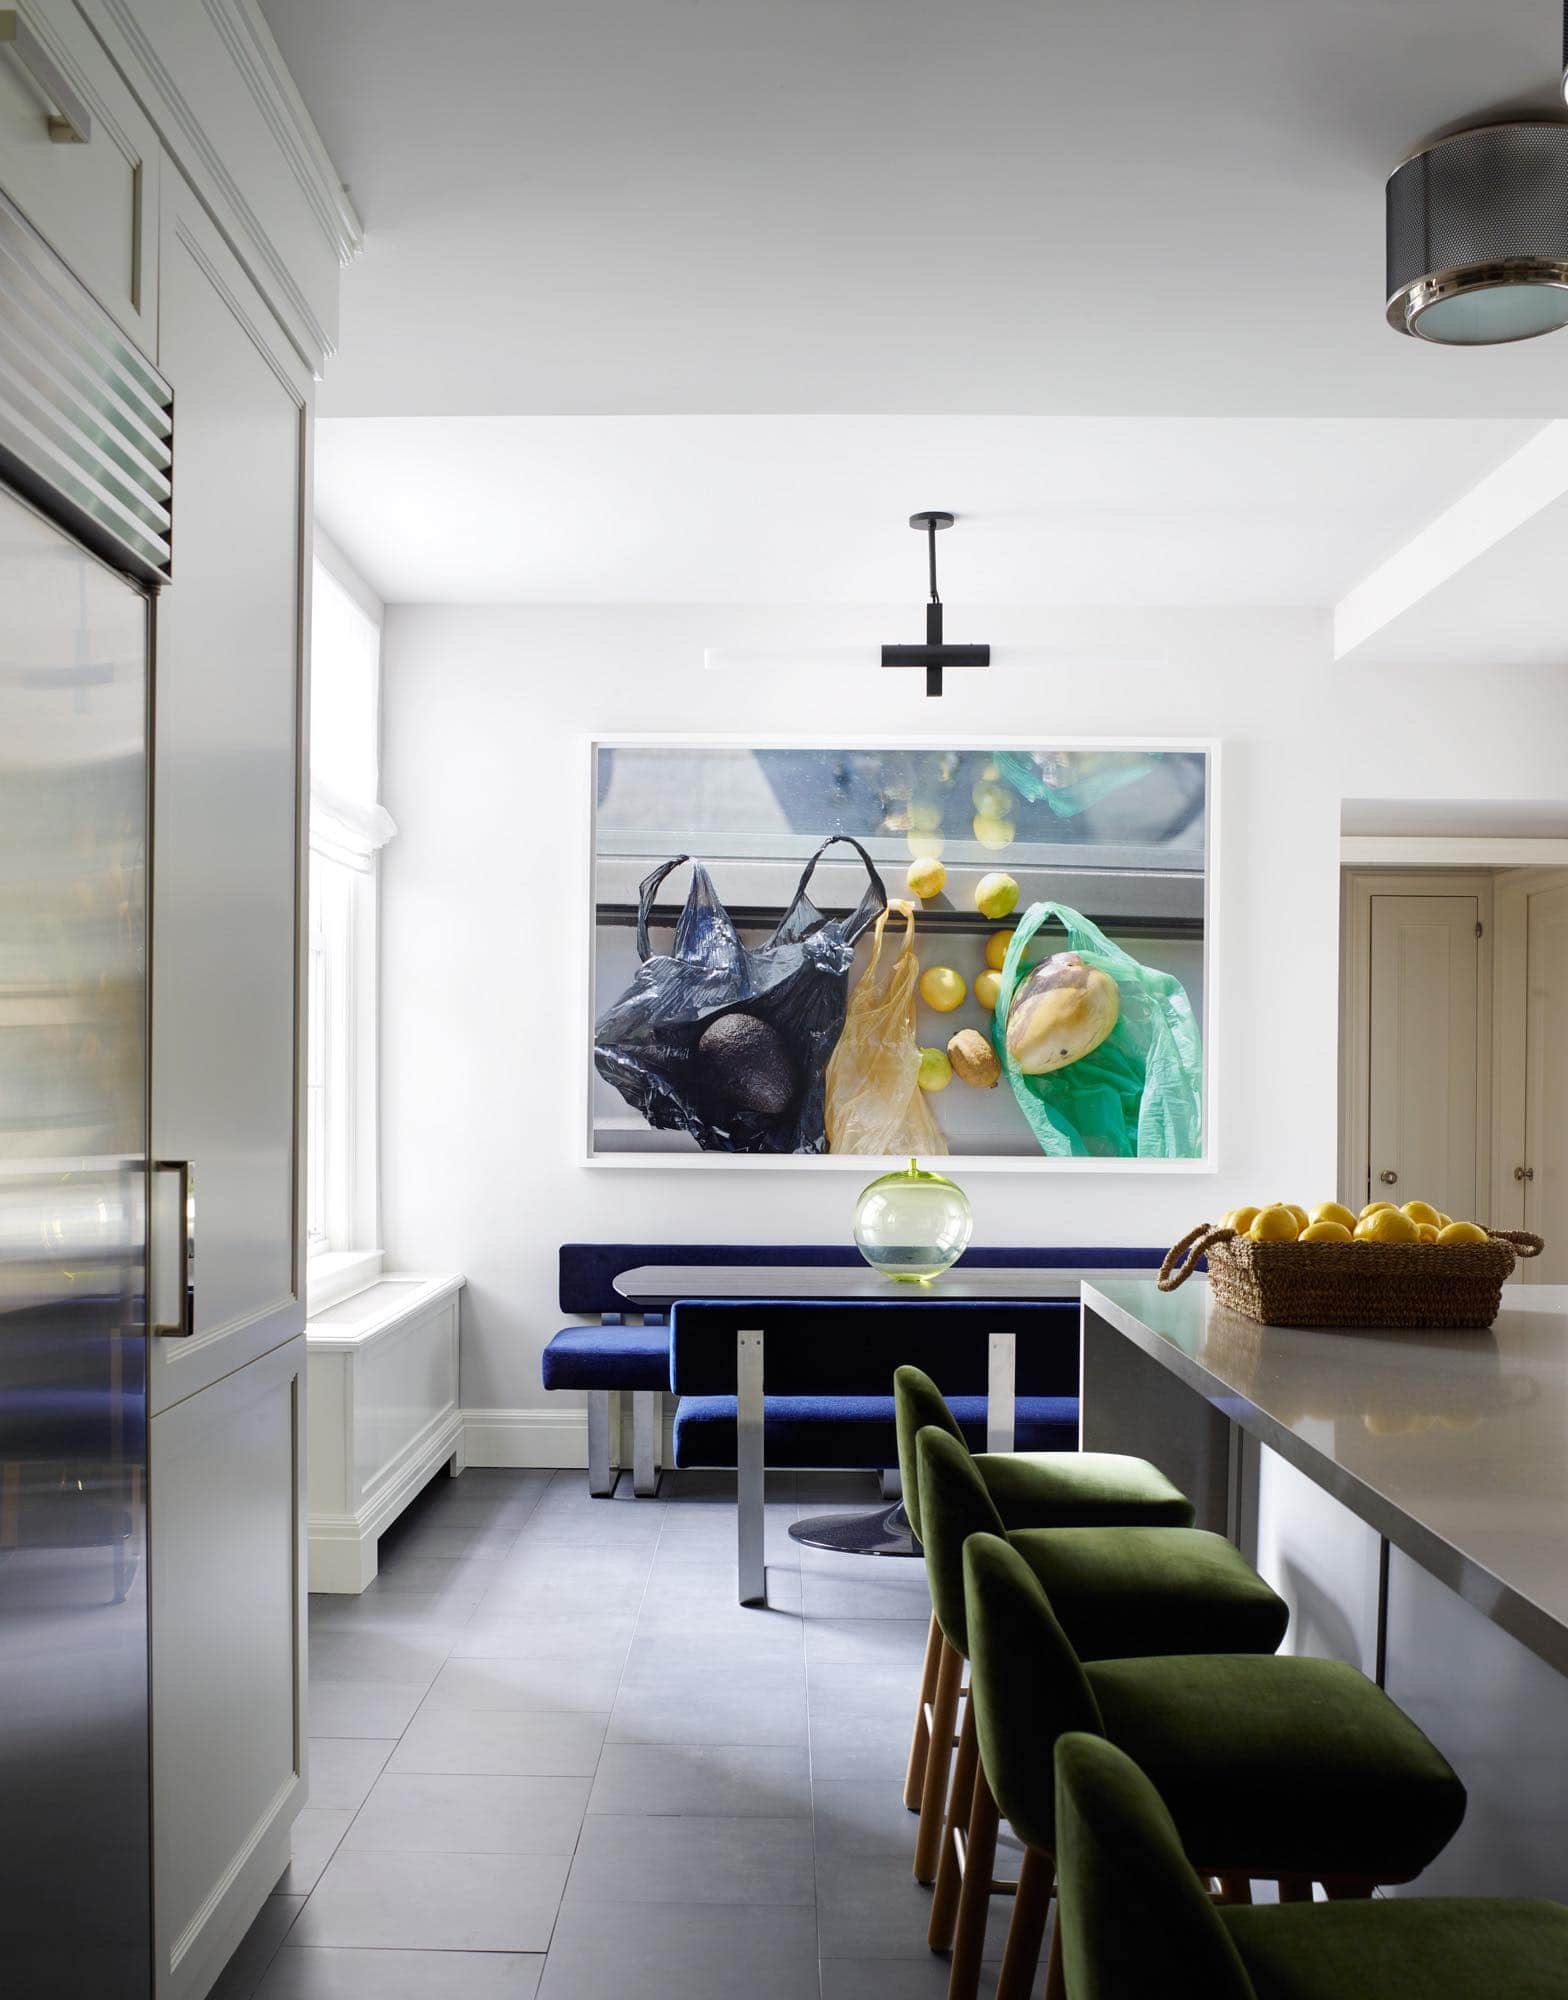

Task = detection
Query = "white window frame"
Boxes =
[306,530,391,1312]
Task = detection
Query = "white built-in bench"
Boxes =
[306,1271,465,1592]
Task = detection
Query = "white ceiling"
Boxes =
[262,0,1568,419]
[316,414,1538,604]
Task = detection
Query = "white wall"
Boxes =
[378,600,1568,1460]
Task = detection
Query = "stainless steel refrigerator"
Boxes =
[2,185,174,1999]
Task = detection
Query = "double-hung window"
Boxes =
[306,536,394,1303]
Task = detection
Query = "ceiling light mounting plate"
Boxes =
[909,510,955,532]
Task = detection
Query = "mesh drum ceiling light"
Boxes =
[1386,122,1568,344]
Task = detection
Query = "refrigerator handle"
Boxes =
[151,1159,195,1337]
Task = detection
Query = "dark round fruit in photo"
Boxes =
[697,1012,795,1116]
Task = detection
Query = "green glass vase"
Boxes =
[853,1157,974,1282]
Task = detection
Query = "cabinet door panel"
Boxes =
[1368,895,1479,1219]
[0,0,158,349]
[149,161,308,1413]
[150,1333,306,2000]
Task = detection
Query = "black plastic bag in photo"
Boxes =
[594,837,887,1153]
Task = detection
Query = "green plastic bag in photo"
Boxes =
[990,901,1203,1158]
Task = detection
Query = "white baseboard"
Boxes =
[462,1406,589,1468]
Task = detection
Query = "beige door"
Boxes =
[1524,883,1568,1282]
[1367,895,1480,1218]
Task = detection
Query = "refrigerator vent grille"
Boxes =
[0,187,173,583]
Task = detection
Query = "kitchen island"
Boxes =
[1080,1277,1568,1899]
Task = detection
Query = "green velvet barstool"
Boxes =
[915,1424,1289,1988]
[963,1535,1467,2000]
[893,1364,1196,1825]
[1055,1732,1568,2000]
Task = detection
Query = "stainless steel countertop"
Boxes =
[1083,1277,1568,1675]
[614,1264,1140,1308]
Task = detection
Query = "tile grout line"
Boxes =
[258,1475,551,1992]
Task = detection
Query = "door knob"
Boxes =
[1515,1165,1535,1182]
[1379,1170,1398,1185]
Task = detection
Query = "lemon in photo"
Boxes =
[1359,1201,1395,1219]
[974,871,1019,920]
[1310,1201,1358,1232]
[1300,1220,1353,1243]
[974,969,1002,1011]
[1224,1205,1261,1235]
[1355,1207,1419,1244]
[1281,1203,1310,1232]
[985,929,1016,971]
[916,1046,952,1092]
[1249,1204,1301,1242]
[1437,1220,1488,1245]
[905,856,946,900]
[1415,1222,1440,1243]
[918,965,966,1013]
[972,813,1016,850]
[1401,1200,1443,1227]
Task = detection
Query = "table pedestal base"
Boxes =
[788,1501,920,1558]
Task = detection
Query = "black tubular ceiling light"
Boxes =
[881,512,991,698]
[1386,5,1568,346]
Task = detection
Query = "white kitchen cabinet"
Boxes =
[148,157,308,1415]
[149,1333,306,2000]
[0,0,158,351]
[144,156,311,2000]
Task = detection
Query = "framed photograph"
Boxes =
[584,737,1216,1170]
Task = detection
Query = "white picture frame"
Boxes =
[580,733,1220,1173]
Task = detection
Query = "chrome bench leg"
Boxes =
[988,1331,1016,1453]
[737,1329,765,1606]
[587,1389,615,1497]
[633,1390,659,1496]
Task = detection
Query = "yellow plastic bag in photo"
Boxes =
[824,901,947,1157]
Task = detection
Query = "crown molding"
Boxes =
[203,0,363,266]
[87,0,340,369]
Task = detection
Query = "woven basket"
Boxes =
[1159,1222,1544,1330]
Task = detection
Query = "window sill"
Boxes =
[307,1247,384,1315]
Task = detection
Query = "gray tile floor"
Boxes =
[215,1467,1014,2000]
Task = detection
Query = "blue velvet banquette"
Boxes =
[541,1243,1166,1496]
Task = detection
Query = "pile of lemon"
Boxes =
[1220,1200,1491,1247]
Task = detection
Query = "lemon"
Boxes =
[1310,1201,1358,1232]
[1415,1222,1439,1243]
[918,966,966,1013]
[1280,1203,1310,1232]
[1355,1207,1419,1244]
[1400,1200,1443,1227]
[1249,1204,1301,1242]
[1224,1205,1261,1236]
[907,831,945,861]
[1437,1220,1488,1245]
[975,871,1019,920]
[974,969,1002,1011]
[1300,1220,1353,1243]
[985,929,1016,971]
[1359,1201,1395,1219]
[971,780,1014,818]
[1437,1212,1453,1229]
[905,856,946,900]
[972,814,1016,851]
[916,1046,952,1092]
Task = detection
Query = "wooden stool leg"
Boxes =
[1042,1905,1066,2000]
[914,1637,965,1885]
[997,1847,1053,2000]
[946,1762,1000,2000]
[928,1696,980,1949]
[905,1611,943,1811]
